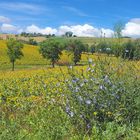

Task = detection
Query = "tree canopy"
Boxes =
[39,39,63,67]
[7,38,24,71]
[65,40,85,65]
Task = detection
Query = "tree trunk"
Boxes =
[52,62,55,68]
[12,61,15,71]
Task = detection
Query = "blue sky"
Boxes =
[0,0,140,37]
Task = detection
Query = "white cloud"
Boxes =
[0,24,22,33]
[57,25,72,35]
[57,24,113,37]
[101,28,114,38]
[25,24,57,35]
[122,18,140,38]
[1,19,140,38]
[25,24,114,37]
[0,23,114,37]
[0,16,10,23]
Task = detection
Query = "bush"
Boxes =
[62,61,140,134]
[28,38,38,45]
[96,41,112,55]
[90,44,96,54]
[134,39,140,60]
[121,40,135,59]
[99,39,140,60]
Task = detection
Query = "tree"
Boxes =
[122,40,135,59]
[39,39,62,68]
[65,31,73,37]
[97,41,108,53]
[65,40,85,65]
[73,35,77,37]
[134,39,140,60]
[28,38,37,45]
[112,42,123,57]
[84,44,89,53]
[7,38,24,71]
[90,44,96,54]
[114,21,124,39]
[113,21,124,57]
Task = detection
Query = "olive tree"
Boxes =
[65,40,85,65]
[39,39,63,68]
[7,38,24,71]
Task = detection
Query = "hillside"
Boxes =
[0,37,137,70]
[0,40,48,70]
[0,39,91,70]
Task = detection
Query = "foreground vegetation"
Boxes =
[0,36,140,139]
[0,54,140,139]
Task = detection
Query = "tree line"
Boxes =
[86,39,140,60]
[6,38,87,70]
[6,37,140,71]
[20,31,77,38]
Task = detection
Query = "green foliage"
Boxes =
[0,58,139,139]
[96,41,113,56]
[28,38,38,45]
[84,44,89,53]
[0,36,140,139]
[7,38,24,71]
[112,42,123,57]
[20,32,55,38]
[134,39,140,60]
[96,41,108,53]
[39,39,63,67]
[64,62,140,135]
[114,21,124,39]
[1,37,140,71]
[65,40,86,65]
[121,40,135,59]
[90,44,96,54]
[65,31,73,37]
[92,39,140,60]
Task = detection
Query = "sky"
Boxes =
[0,0,140,37]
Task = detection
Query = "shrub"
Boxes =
[134,39,140,60]
[65,40,86,65]
[90,44,96,54]
[62,61,140,134]
[28,38,38,45]
[121,40,135,59]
